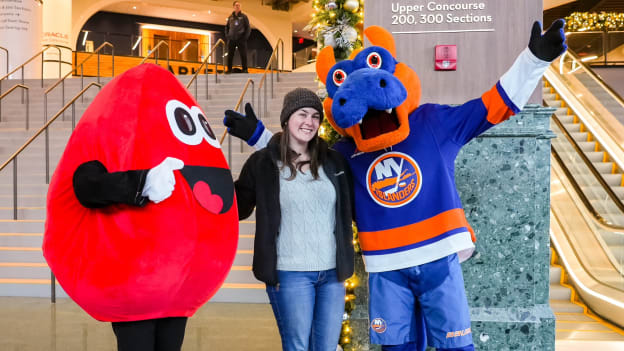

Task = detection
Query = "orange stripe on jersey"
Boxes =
[359,208,475,252]
[482,84,514,125]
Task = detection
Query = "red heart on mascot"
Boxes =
[43,63,238,322]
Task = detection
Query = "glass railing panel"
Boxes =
[606,31,624,65]
[566,31,604,61]
[551,51,624,127]
[551,120,624,288]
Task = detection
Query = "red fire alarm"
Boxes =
[435,45,457,71]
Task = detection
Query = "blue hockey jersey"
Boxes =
[332,83,518,272]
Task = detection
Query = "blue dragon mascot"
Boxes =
[224,20,566,351]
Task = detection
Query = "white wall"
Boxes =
[43,0,72,78]
[0,0,43,78]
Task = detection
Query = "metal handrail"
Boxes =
[0,82,100,302]
[0,84,29,129]
[0,82,102,222]
[0,45,61,88]
[219,78,255,166]
[551,147,624,234]
[219,78,256,144]
[44,42,114,123]
[74,42,115,85]
[257,38,284,91]
[141,41,170,67]
[186,39,226,99]
[560,49,624,113]
[257,38,284,118]
[550,111,624,226]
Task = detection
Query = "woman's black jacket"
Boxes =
[234,137,355,286]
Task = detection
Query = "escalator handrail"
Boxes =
[551,110,624,214]
[551,146,624,234]
[561,49,624,111]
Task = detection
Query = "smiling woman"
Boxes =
[224,88,355,351]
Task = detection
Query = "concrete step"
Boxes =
[0,208,46,220]
[550,283,572,300]
[0,233,42,246]
[0,264,50,279]
[550,266,561,283]
[0,220,44,233]
[0,248,45,263]
[569,132,589,143]
[558,115,574,124]
[0,283,67,298]
[550,299,584,313]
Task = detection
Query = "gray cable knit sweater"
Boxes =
[276,164,337,271]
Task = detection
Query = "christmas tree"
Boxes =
[307,0,364,145]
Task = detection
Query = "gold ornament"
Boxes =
[344,0,359,12]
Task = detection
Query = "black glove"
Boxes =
[528,19,567,62]
[223,103,260,142]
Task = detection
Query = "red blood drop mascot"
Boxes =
[43,63,238,351]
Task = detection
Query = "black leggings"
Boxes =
[111,317,188,351]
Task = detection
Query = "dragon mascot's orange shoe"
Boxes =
[225,20,566,351]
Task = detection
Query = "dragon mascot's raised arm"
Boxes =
[224,20,566,351]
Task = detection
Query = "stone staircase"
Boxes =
[0,71,319,303]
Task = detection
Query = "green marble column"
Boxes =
[347,105,556,351]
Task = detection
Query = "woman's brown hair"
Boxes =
[277,128,328,180]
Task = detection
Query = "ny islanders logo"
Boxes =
[371,318,387,333]
[366,152,422,208]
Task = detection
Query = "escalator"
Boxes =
[542,48,624,342]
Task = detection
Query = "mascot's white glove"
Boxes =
[142,157,184,203]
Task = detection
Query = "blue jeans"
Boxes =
[266,269,346,351]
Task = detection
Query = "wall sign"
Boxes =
[0,0,42,78]
[389,1,494,34]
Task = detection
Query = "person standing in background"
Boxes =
[225,1,250,73]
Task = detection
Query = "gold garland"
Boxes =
[565,12,624,32]
[339,222,360,350]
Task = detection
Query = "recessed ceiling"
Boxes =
[96,0,564,42]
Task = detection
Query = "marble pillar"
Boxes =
[348,105,556,351]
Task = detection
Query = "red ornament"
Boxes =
[44,64,238,322]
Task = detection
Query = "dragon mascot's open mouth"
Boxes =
[316,26,422,152]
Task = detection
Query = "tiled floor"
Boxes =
[0,297,281,351]
[1,297,624,350]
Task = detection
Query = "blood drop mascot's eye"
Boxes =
[43,64,238,322]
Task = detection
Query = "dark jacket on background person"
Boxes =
[225,11,250,41]
[234,134,355,286]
